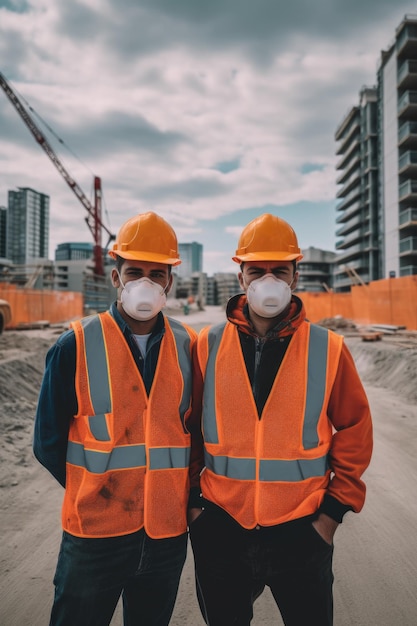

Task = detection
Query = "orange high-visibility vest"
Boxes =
[197,321,343,528]
[62,312,195,539]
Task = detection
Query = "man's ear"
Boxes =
[238,271,245,291]
[111,268,121,289]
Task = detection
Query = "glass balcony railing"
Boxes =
[336,185,361,209]
[399,236,417,253]
[398,121,417,143]
[399,265,417,276]
[399,150,417,170]
[398,91,417,115]
[336,156,361,184]
[399,208,417,225]
[336,214,364,236]
[336,141,360,170]
[399,180,417,199]
[398,60,417,85]
[397,25,417,54]
[336,201,362,222]
[336,172,361,198]
[335,242,364,256]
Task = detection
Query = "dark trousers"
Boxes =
[50,529,188,626]
[189,508,334,626]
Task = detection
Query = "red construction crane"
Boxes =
[0,71,115,276]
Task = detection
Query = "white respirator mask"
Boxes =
[245,274,292,318]
[119,275,168,321]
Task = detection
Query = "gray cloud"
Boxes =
[55,2,108,42]
[15,0,403,72]
[63,111,189,159]
[51,0,413,64]
[140,176,229,202]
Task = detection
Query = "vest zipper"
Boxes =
[253,338,264,523]
[253,337,264,415]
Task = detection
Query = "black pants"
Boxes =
[189,508,334,626]
[49,529,187,626]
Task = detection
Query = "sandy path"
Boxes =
[1,308,417,624]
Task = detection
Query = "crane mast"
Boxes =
[0,71,115,276]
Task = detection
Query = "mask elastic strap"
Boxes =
[117,271,126,290]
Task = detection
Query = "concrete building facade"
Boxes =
[297,246,337,292]
[55,242,95,262]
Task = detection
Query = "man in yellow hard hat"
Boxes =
[34,212,202,626]
[189,213,373,625]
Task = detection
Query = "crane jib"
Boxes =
[0,70,115,276]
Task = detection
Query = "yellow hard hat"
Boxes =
[232,213,303,263]
[109,212,181,265]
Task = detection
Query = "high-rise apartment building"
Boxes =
[7,187,49,264]
[380,15,417,278]
[334,15,417,291]
[176,241,203,278]
[0,206,7,259]
[334,87,379,291]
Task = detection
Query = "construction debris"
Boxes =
[317,316,357,331]
[368,324,406,333]
[359,331,383,342]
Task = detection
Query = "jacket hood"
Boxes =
[225,293,306,338]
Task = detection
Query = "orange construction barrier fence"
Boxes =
[0,283,84,329]
[300,275,417,330]
[1,276,416,331]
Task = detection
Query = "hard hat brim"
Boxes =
[109,249,181,265]
[232,251,303,263]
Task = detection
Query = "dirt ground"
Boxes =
[1,306,417,625]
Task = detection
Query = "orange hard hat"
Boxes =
[109,212,181,265]
[232,213,303,263]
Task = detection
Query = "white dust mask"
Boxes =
[246,274,292,318]
[119,276,168,321]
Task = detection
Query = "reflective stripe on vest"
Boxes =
[68,315,191,473]
[203,322,330,482]
[167,317,193,426]
[204,322,227,444]
[303,324,329,449]
[67,440,146,473]
[204,451,329,481]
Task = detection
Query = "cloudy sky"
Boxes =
[0,1,415,274]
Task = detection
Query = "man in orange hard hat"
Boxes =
[189,213,373,625]
[34,212,202,626]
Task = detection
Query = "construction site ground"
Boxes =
[1,305,416,625]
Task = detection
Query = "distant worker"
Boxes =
[34,211,201,626]
[189,213,373,625]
